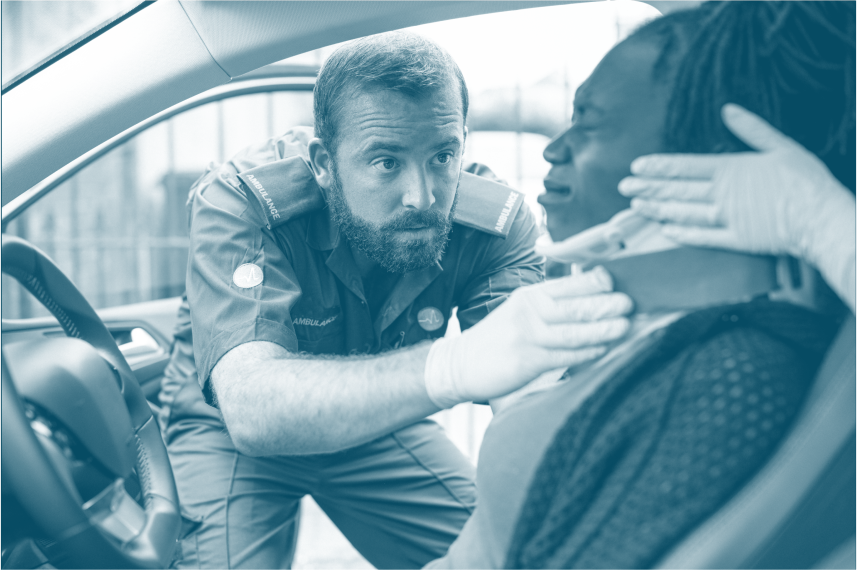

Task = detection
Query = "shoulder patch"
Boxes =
[455,172,525,238]
[236,157,325,230]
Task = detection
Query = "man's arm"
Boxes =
[213,267,634,456]
[212,341,435,456]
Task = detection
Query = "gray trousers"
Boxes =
[159,361,476,569]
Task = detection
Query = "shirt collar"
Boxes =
[305,206,444,328]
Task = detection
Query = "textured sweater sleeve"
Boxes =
[505,325,816,569]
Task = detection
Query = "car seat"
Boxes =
[656,314,856,569]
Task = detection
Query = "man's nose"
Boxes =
[543,132,571,164]
[401,169,435,210]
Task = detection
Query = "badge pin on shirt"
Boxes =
[418,307,444,331]
[233,263,264,288]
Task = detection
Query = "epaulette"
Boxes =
[455,172,525,238]
[236,156,324,229]
[234,143,523,238]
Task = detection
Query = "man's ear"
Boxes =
[307,138,333,195]
[458,126,469,177]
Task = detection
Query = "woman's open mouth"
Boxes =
[539,180,573,206]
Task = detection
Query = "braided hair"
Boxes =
[665,2,856,191]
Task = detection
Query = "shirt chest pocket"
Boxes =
[291,305,344,355]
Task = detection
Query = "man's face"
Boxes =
[321,86,465,274]
[538,40,672,242]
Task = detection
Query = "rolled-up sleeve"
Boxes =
[186,168,302,388]
[456,203,544,331]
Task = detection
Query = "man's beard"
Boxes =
[326,163,458,274]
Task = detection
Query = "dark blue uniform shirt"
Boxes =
[185,128,543,390]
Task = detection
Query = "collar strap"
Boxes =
[589,248,780,314]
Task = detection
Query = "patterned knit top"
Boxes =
[427,299,838,569]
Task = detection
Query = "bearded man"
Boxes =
[159,32,633,569]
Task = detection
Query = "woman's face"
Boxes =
[538,40,674,242]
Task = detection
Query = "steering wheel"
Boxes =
[1,235,181,568]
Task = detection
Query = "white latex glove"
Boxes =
[618,103,856,312]
[424,266,632,409]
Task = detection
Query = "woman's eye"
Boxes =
[373,159,398,171]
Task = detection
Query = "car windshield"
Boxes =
[1,0,140,87]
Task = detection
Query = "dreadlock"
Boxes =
[665,2,856,191]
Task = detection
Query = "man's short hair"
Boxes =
[313,31,469,155]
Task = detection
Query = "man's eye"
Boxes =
[373,159,398,171]
[435,152,453,165]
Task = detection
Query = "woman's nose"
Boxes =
[543,133,571,164]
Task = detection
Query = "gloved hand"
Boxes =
[424,266,632,409]
[618,103,856,312]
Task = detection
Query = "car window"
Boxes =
[1,90,314,320]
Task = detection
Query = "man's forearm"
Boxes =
[212,340,438,456]
[212,269,635,457]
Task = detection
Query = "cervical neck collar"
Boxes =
[536,210,782,314]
